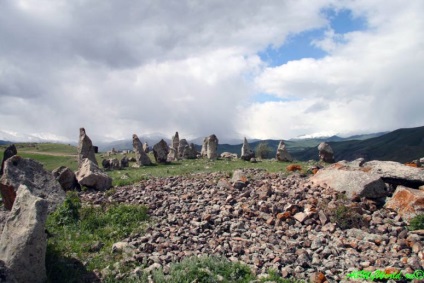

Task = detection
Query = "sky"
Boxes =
[1,0,423,143]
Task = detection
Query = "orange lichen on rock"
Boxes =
[405,162,418,168]
[286,164,302,172]
[312,168,319,174]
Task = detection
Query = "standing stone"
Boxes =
[241,137,255,161]
[201,137,208,157]
[185,143,198,159]
[133,135,152,166]
[77,128,98,167]
[172,132,180,158]
[178,139,189,159]
[0,185,48,283]
[318,142,335,163]
[143,142,150,154]
[276,140,293,162]
[167,147,177,162]
[0,156,65,212]
[153,139,169,164]
[109,158,120,170]
[120,156,129,168]
[52,166,81,191]
[102,159,111,170]
[1,144,17,176]
[206,135,219,160]
[75,158,112,191]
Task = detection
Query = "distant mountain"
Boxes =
[0,140,11,146]
[293,126,424,163]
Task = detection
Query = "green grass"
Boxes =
[46,192,149,282]
[19,152,79,171]
[408,214,424,231]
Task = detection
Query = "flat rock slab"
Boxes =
[310,166,388,199]
[385,185,424,221]
[362,160,424,188]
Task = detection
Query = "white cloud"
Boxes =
[0,0,423,143]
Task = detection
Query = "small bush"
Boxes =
[409,214,424,230]
[50,191,81,226]
[332,204,364,230]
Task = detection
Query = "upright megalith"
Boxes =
[132,134,152,166]
[241,137,255,161]
[172,132,180,157]
[206,134,219,160]
[153,139,170,164]
[318,142,335,163]
[1,144,17,176]
[201,137,208,157]
[0,185,48,283]
[0,156,65,212]
[276,140,293,162]
[178,139,189,159]
[77,128,97,167]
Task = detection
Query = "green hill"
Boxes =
[293,126,424,163]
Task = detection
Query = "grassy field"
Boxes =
[1,143,314,186]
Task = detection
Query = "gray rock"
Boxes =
[52,166,81,191]
[120,156,129,168]
[0,156,65,212]
[167,147,177,162]
[76,158,112,191]
[77,128,98,167]
[206,135,219,160]
[178,139,189,159]
[200,137,208,157]
[241,138,255,161]
[153,139,169,164]
[172,132,180,158]
[362,160,424,188]
[143,142,150,153]
[133,134,152,166]
[109,158,120,170]
[0,185,48,283]
[385,186,424,221]
[310,164,388,199]
[318,142,335,163]
[276,140,293,162]
[1,144,17,176]
[220,152,238,159]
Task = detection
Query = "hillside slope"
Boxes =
[293,126,424,163]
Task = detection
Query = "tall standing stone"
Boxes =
[318,142,335,163]
[0,185,48,283]
[172,132,180,158]
[241,137,255,161]
[133,134,152,166]
[77,128,97,167]
[178,139,189,159]
[1,144,17,176]
[276,140,293,162]
[206,134,219,160]
[201,137,208,157]
[153,139,170,164]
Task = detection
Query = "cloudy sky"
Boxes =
[1,0,423,143]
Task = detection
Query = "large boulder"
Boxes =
[385,186,424,221]
[361,160,424,188]
[0,185,48,283]
[153,139,169,164]
[206,134,219,160]
[310,163,389,199]
[167,147,177,162]
[221,152,238,160]
[76,158,112,191]
[0,156,65,212]
[241,137,255,161]
[77,128,98,167]
[132,134,152,166]
[1,144,17,176]
[52,166,81,191]
[318,142,335,163]
[185,143,198,159]
[120,156,129,168]
[276,140,293,162]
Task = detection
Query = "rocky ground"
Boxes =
[81,169,424,282]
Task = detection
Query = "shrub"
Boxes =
[255,142,273,159]
[332,204,364,229]
[409,214,424,230]
[50,191,81,226]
